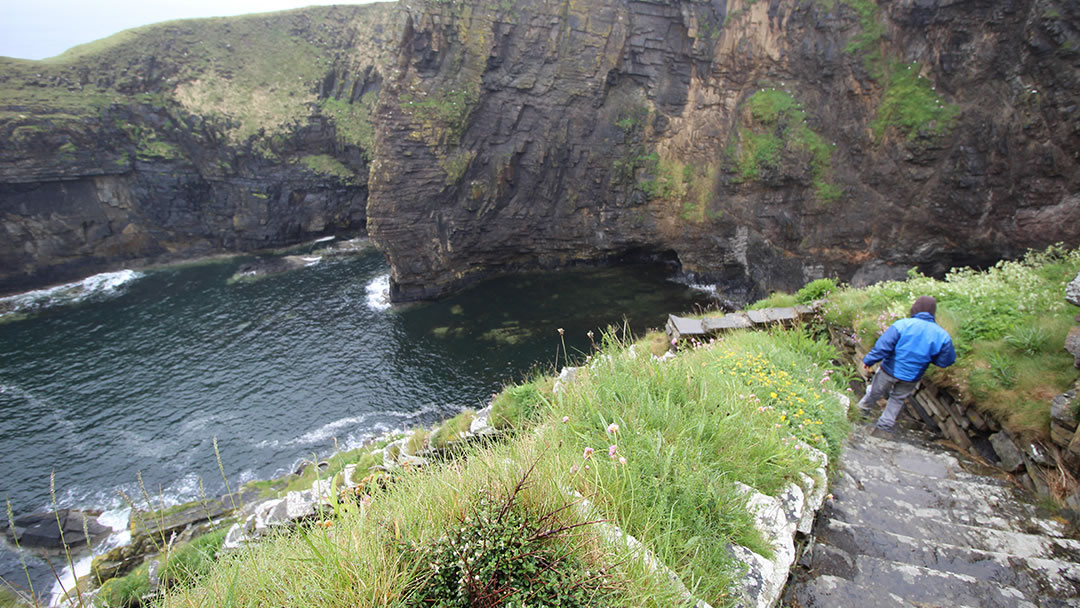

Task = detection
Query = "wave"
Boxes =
[365,273,391,311]
[282,403,443,448]
[0,269,143,320]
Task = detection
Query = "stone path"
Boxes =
[786,424,1080,607]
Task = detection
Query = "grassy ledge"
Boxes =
[148,328,849,607]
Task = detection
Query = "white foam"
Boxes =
[49,553,93,607]
[313,236,335,244]
[0,269,143,319]
[95,506,131,533]
[688,283,718,295]
[365,273,392,311]
[287,413,378,446]
[286,404,443,447]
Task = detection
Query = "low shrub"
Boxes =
[401,474,614,608]
[796,278,837,304]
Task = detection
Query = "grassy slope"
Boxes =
[0,3,399,146]
[155,329,850,608]
[823,245,1080,438]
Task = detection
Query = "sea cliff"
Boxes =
[2,0,1078,300]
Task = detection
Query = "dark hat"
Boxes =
[910,296,937,317]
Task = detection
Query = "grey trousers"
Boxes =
[857,368,918,431]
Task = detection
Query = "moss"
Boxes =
[136,139,182,161]
[401,84,480,147]
[97,562,153,607]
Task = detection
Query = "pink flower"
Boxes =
[607,423,619,434]
[618,456,627,466]
[570,464,579,474]
[562,416,570,423]
[583,447,594,459]
[608,444,618,458]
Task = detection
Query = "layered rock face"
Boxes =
[0,5,402,293]
[367,0,1080,301]
[2,0,1078,301]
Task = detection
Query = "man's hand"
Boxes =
[862,363,873,376]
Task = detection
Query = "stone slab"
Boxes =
[666,314,705,340]
[763,307,798,324]
[703,313,752,331]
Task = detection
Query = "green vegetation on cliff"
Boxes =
[872,62,961,140]
[730,89,842,204]
[0,4,400,153]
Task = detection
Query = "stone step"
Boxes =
[808,547,1043,608]
[786,574,919,608]
[832,463,1068,537]
[821,494,1080,562]
[846,431,1010,486]
[818,519,1080,599]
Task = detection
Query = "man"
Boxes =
[858,295,957,436]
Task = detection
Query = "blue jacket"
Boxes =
[863,312,956,382]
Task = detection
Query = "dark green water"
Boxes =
[0,250,710,594]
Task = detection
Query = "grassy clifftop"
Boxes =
[0,3,400,148]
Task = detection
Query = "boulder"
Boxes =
[1066,327,1080,368]
[285,489,317,520]
[988,432,1024,472]
[1066,271,1080,307]
[469,405,496,436]
[7,509,110,549]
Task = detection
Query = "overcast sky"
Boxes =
[1,0,383,60]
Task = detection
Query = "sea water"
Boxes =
[0,249,712,599]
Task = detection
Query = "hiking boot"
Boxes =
[869,426,896,439]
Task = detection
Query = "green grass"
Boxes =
[429,410,475,449]
[299,154,357,183]
[839,0,886,76]
[319,92,378,153]
[156,328,846,607]
[822,244,1080,437]
[731,89,841,204]
[871,62,961,140]
[0,587,29,608]
[0,4,401,150]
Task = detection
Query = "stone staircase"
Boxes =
[785,424,1080,607]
